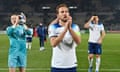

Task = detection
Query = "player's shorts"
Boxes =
[51,67,76,72]
[8,55,26,68]
[26,37,32,42]
[88,42,102,55]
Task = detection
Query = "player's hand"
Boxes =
[97,39,102,44]
[21,12,26,23]
[13,15,19,25]
[67,16,72,29]
[64,20,69,29]
[12,15,19,28]
[90,16,95,21]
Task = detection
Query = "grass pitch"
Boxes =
[0,33,120,72]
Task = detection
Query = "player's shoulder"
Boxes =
[71,23,78,26]
[49,23,61,29]
[71,23,79,28]
[98,22,104,27]
[98,21,103,25]
[6,25,12,30]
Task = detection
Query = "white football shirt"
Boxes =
[88,22,104,43]
[48,23,80,68]
[26,28,33,37]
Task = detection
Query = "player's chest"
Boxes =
[14,27,24,36]
[92,25,102,31]
[55,27,71,36]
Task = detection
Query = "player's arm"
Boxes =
[50,32,67,47]
[6,24,17,36]
[69,28,81,45]
[50,25,68,47]
[98,30,106,44]
[20,12,31,35]
[6,27,14,36]
[84,16,94,28]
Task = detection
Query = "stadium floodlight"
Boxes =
[69,6,77,9]
[42,6,51,10]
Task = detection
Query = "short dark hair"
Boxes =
[56,4,68,14]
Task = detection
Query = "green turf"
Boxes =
[0,33,120,72]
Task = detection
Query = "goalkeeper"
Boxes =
[6,13,31,72]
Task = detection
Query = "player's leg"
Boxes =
[28,37,32,50]
[41,36,45,48]
[18,56,27,72]
[88,54,94,67]
[26,37,29,49]
[88,42,94,72]
[19,67,26,72]
[39,37,41,50]
[28,42,32,50]
[95,55,101,72]
[88,54,94,72]
[9,68,16,72]
[95,43,102,72]
[8,55,17,72]
[26,42,28,49]
[40,37,45,51]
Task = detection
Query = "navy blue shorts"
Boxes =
[88,42,102,54]
[51,67,77,72]
[26,37,32,42]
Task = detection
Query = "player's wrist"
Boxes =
[68,26,72,30]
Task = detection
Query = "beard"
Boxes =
[61,18,68,22]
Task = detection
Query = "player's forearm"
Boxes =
[84,17,93,28]
[84,19,91,28]
[101,31,106,40]
[50,28,68,47]
[69,28,81,45]
[51,31,67,47]
[84,23,90,28]
[98,31,106,43]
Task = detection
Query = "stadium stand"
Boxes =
[0,0,120,32]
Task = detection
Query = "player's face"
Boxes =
[57,7,70,22]
[11,15,19,25]
[93,16,99,24]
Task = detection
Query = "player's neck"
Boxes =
[59,20,66,26]
[93,22,98,24]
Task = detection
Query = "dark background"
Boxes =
[0,0,120,30]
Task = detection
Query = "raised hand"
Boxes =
[15,16,19,25]
[67,16,72,29]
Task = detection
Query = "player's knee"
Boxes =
[88,54,94,59]
[96,55,100,58]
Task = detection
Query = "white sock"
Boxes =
[88,58,93,67]
[26,43,28,49]
[96,57,100,71]
[28,43,32,49]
